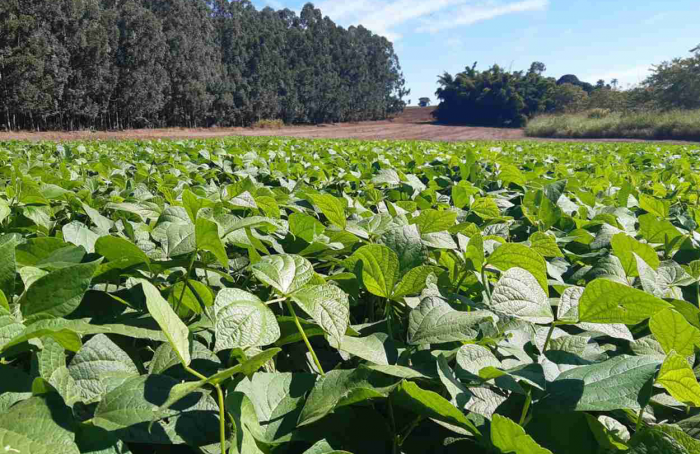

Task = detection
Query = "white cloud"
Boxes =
[586,65,653,88]
[418,0,548,33]
[315,0,550,41]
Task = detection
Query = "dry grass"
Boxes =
[250,119,285,129]
[525,109,700,141]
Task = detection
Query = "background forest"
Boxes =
[0,0,409,131]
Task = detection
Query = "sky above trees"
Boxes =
[253,0,700,103]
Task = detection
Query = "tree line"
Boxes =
[0,0,409,131]
[434,45,700,127]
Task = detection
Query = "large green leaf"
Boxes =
[289,213,325,243]
[291,284,350,345]
[19,259,102,323]
[298,367,394,426]
[93,374,219,446]
[0,234,20,299]
[392,265,443,299]
[95,236,150,269]
[407,296,495,345]
[487,243,548,294]
[657,351,700,406]
[391,380,480,436]
[491,267,553,324]
[306,193,346,229]
[578,278,671,324]
[650,308,700,356]
[0,394,80,454]
[491,414,553,454]
[638,214,683,245]
[539,355,660,411]
[195,217,228,267]
[611,233,660,277]
[234,372,317,443]
[413,209,457,234]
[251,254,314,295]
[350,244,400,298]
[141,279,191,367]
[214,288,280,351]
[62,221,101,253]
[68,334,139,403]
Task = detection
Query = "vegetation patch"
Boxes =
[525,109,700,141]
[0,137,700,454]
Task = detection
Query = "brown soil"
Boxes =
[0,107,693,143]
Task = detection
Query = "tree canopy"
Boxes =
[0,0,408,130]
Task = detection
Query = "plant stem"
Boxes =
[387,399,398,454]
[385,300,394,341]
[398,415,424,446]
[542,324,556,352]
[519,388,532,426]
[185,366,207,380]
[453,264,470,294]
[285,299,325,375]
[185,366,226,454]
[176,252,197,314]
[481,266,492,304]
[636,405,645,431]
[215,384,227,454]
[265,296,287,305]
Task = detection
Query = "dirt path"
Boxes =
[0,107,694,144]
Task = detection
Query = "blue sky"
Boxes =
[251,0,699,104]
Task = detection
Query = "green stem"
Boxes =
[481,266,492,304]
[385,300,394,341]
[185,366,226,454]
[453,264,470,294]
[176,252,197,314]
[519,388,532,426]
[387,399,398,454]
[542,324,556,353]
[398,415,424,446]
[285,299,325,375]
[636,406,645,432]
[215,384,227,454]
[185,366,207,381]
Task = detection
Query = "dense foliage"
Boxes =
[436,45,700,128]
[433,63,556,127]
[0,0,408,131]
[643,45,700,110]
[3,137,700,454]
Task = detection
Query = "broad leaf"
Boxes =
[214,288,280,351]
[491,267,553,324]
[540,355,660,411]
[491,414,553,454]
[141,279,191,367]
[578,278,671,324]
[657,351,700,406]
[251,254,314,295]
[291,284,350,345]
[19,259,102,323]
[487,243,548,294]
[650,308,700,357]
[0,394,80,454]
[408,296,496,345]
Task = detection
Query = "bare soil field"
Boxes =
[0,107,694,143]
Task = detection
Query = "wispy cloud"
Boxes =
[418,0,548,33]
[316,0,550,41]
